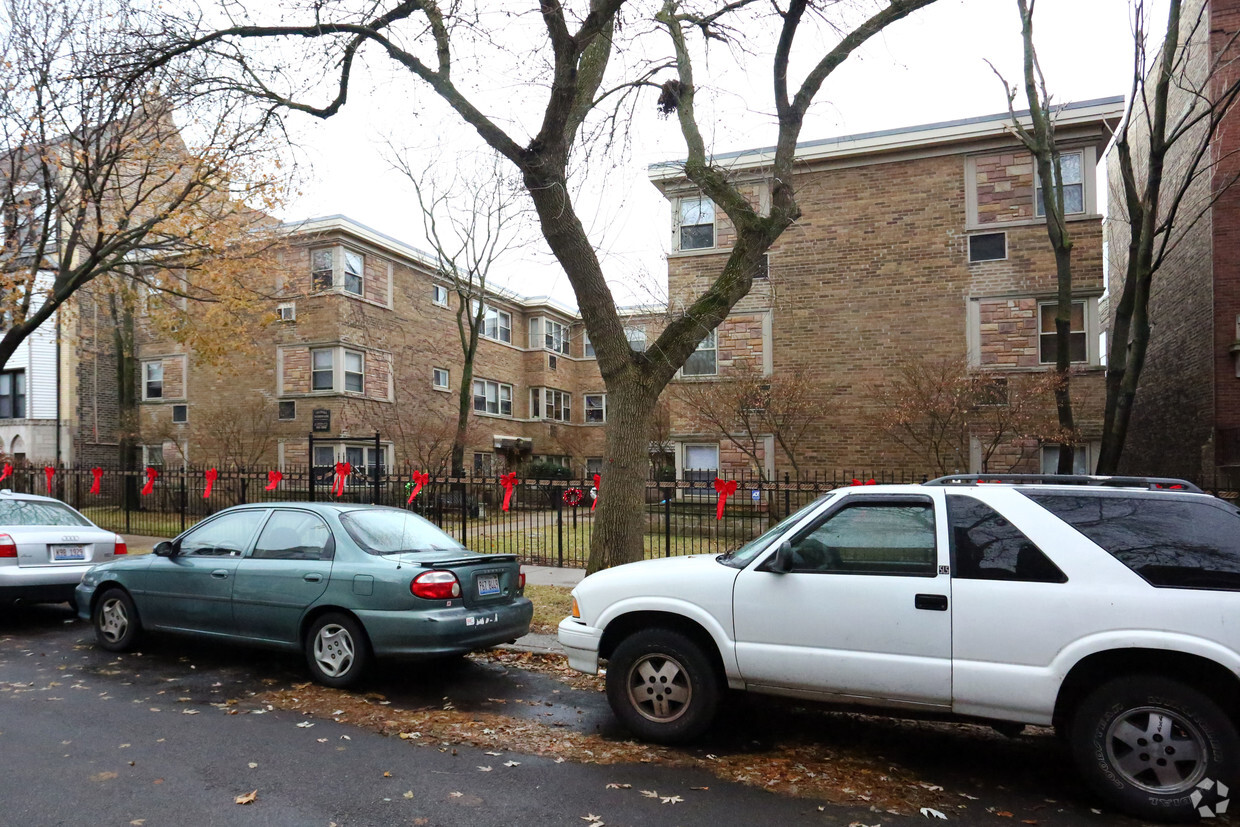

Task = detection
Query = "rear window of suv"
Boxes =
[1026,493,1240,590]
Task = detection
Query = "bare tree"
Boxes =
[388,150,525,476]
[1099,0,1240,472]
[138,0,941,571]
[989,0,1083,473]
[0,0,284,375]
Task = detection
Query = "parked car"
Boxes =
[0,489,127,606]
[76,503,532,687]
[559,474,1240,821]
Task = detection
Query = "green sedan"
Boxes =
[75,503,533,687]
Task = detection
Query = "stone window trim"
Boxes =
[963,145,1099,231]
[139,355,187,402]
[965,293,1103,370]
[432,367,450,391]
[281,344,392,401]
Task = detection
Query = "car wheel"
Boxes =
[305,613,369,688]
[1070,675,1239,821]
[93,588,141,652]
[605,628,721,744]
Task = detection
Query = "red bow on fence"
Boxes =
[592,473,601,511]
[89,467,103,496]
[44,466,55,494]
[407,471,429,505]
[499,472,519,512]
[849,478,877,486]
[203,468,218,499]
[265,470,282,491]
[331,463,351,497]
[141,467,159,497]
[0,462,10,483]
[714,478,738,520]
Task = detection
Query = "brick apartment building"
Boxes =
[1105,0,1240,488]
[653,98,1123,480]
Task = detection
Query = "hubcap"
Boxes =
[626,652,692,723]
[1105,705,1208,794]
[313,624,355,678]
[98,598,128,643]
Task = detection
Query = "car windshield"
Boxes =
[0,499,92,527]
[718,493,834,569]
[339,509,464,554]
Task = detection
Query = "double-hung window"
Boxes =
[585,394,606,423]
[143,361,164,399]
[473,379,513,416]
[432,284,449,307]
[310,246,365,294]
[474,301,512,343]
[0,370,25,419]
[311,349,334,391]
[682,330,717,376]
[583,333,595,358]
[625,326,646,352]
[432,367,450,389]
[343,350,364,393]
[544,319,569,354]
[679,196,715,250]
[531,388,571,422]
[311,249,334,291]
[1035,150,1084,216]
[1038,301,1087,364]
[342,249,364,295]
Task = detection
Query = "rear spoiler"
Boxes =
[417,554,519,568]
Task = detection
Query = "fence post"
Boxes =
[240,476,248,506]
[179,470,187,534]
[73,468,81,510]
[664,490,672,558]
[459,478,468,545]
[124,470,131,535]
[556,488,564,568]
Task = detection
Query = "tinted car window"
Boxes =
[948,495,1065,582]
[789,501,936,576]
[339,508,463,554]
[180,510,266,557]
[1027,493,1240,590]
[252,511,334,561]
[0,499,91,527]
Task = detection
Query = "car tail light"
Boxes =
[518,567,526,590]
[113,535,127,555]
[0,533,15,558]
[411,570,461,600]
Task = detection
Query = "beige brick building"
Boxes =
[654,98,1123,480]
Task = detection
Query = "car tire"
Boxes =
[305,613,370,688]
[93,588,141,652]
[605,628,721,744]
[1069,675,1239,821]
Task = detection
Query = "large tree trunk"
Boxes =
[1051,242,1076,474]
[587,381,656,573]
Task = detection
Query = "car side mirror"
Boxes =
[153,541,175,557]
[768,541,794,574]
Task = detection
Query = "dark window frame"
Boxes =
[968,232,1007,263]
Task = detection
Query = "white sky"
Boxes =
[279,0,1151,307]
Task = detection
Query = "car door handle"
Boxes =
[303,573,323,583]
[915,593,948,611]
[211,570,230,580]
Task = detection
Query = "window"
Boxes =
[311,248,334,291]
[345,445,364,470]
[784,500,937,576]
[313,445,335,470]
[1040,444,1092,475]
[544,319,570,354]
[625,326,646,352]
[583,333,595,359]
[172,404,188,424]
[972,376,1009,407]
[968,232,1007,263]
[473,303,512,343]
[0,370,25,419]
[531,388,571,422]
[948,495,1065,582]
[473,379,513,416]
[585,393,606,423]
[143,444,164,467]
[474,452,496,476]
[1039,301,1087,363]
[277,302,296,322]
[343,249,364,295]
[343,350,364,393]
[311,349,334,391]
[1035,150,1084,216]
[143,361,164,400]
[179,510,266,557]
[1027,494,1240,590]
[586,457,604,477]
[432,367,450,389]
[252,510,334,561]
[679,196,715,250]
[683,330,717,376]
[683,444,718,484]
[278,400,296,420]
[755,253,769,279]
[432,284,449,307]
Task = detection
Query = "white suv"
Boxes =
[559,475,1240,821]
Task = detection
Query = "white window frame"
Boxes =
[311,348,335,391]
[682,330,718,377]
[309,245,366,295]
[583,333,595,359]
[1035,149,1085,218]
[432,284,449,307]
[1040,442,1099,475]
[432,367,450,390]
[584,393,606,423]
[277,302,296,322]
[625,326,647,352]
[142,444,165,468]
[473,378,513,417]
[343,349,364,394]
[544,318,570,354]
[342,248,364,296]
[681,443,719,484]
[677,195,716,251]
[310,247,335,292]
[530,387,571,422]
[142,360,164,400]
[474,301,512,344]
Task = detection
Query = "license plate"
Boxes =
[52,545,86,562]
[476,574,500,596]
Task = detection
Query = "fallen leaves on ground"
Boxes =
[234,790,257,805]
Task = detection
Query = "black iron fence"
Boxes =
[1,464,932,567]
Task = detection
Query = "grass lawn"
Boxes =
[525,583,574,634]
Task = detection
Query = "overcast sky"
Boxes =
[278,0,1150,307]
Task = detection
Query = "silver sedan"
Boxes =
[0,490,127,606]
